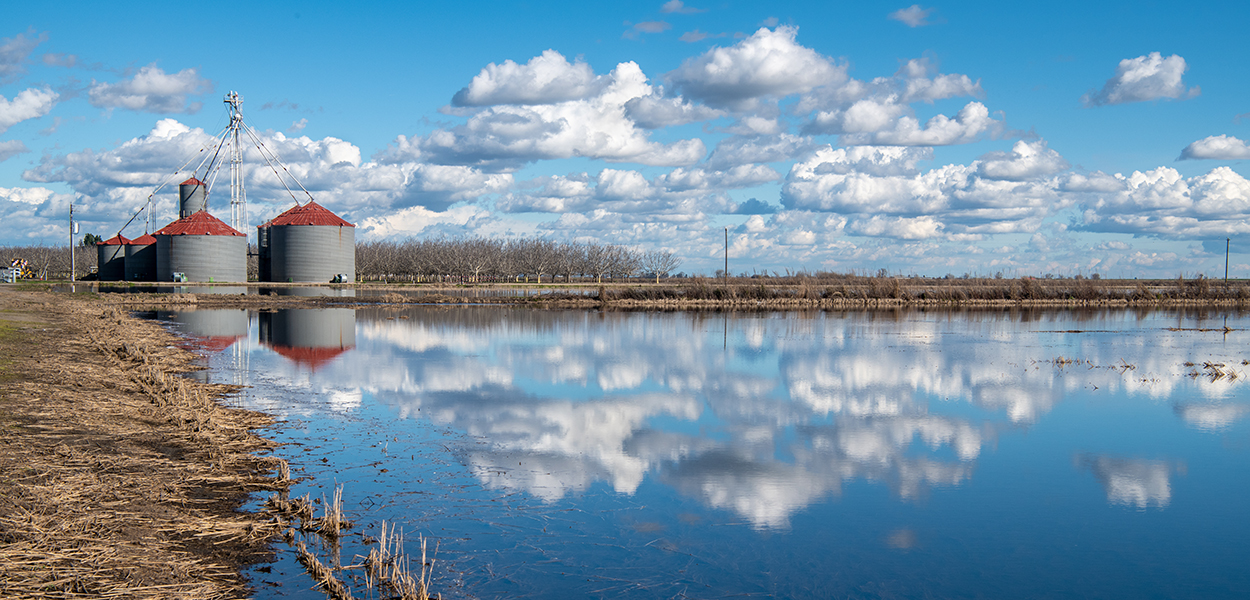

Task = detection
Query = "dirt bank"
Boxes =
[0,289,287,598]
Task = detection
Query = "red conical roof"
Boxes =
[181,177,205,186]
[260,201,354,228]
[267,344,351,371]
[155,211,244,236]
[180,335,243,353]
[98,233,131,246]
[127,234,157,245]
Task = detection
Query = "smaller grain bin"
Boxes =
[96,234,129,281]
[124,234,157,281]
[179,177,208,218]
[257,201,355,283]
[154,211,247,282]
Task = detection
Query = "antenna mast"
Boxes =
[225,91,247,233]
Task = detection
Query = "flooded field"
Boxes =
[150,306,1250,599]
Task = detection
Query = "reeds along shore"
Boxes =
[593,274,1250,308]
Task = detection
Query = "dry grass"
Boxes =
[596,275,1250,309]
[296,540,354,600]
[364,520,437,600]
[0,290,288,598]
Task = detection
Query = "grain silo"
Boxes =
[96,234,129,281]
[257,201,355,283]
[154,211,247,282]
[179,177,208,218]
[124,234,157,281]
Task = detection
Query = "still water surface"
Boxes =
[154,307,1250,599]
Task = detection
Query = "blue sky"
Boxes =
[2,0,1249,277]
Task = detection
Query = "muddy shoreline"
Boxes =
[0,289,287,598]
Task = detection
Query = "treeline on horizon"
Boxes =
[354,238,681,283]
[0,239,1244,302]
[608,273,1250,304]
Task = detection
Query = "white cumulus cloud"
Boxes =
[624,92,724,129]
[419,60,706,169]
[667,26,844,109]
[1082,52,1199,107]
[1078,166,1250,238]
[976,139,1069,181]
[1179,134,1250,160]
[88,65,213,114]
[782,144,1061,238]
[0,87,58,135]
[840,101,1005,146]
[0,139,28,163]
[452,50,603,106]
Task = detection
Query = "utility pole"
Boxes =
[69,204,75,283]
[724,226,729,283]
[1225,238,1230,284]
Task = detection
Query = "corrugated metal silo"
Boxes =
[257,201,355,283]
[154,211,247,282]
[96,234,129,281]
[124,234,157,281]
[256,225,272,282]
[179,177,208,218]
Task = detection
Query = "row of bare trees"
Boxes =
[1,237,683,284]
[355,237,682,284]
[1,246,97,280]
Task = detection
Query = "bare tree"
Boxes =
[642,250,682,284]
[516,238,557,283]
[608,246,641,280]
[463,237,502,282]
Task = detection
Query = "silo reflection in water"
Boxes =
[159,309,248,383]
[260,308,356,371]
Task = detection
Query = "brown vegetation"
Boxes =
[597,273,1250,309]
[0,290,286,598]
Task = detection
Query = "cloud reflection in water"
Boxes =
[1076,454,1180,509]
[231,308,1247,528]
